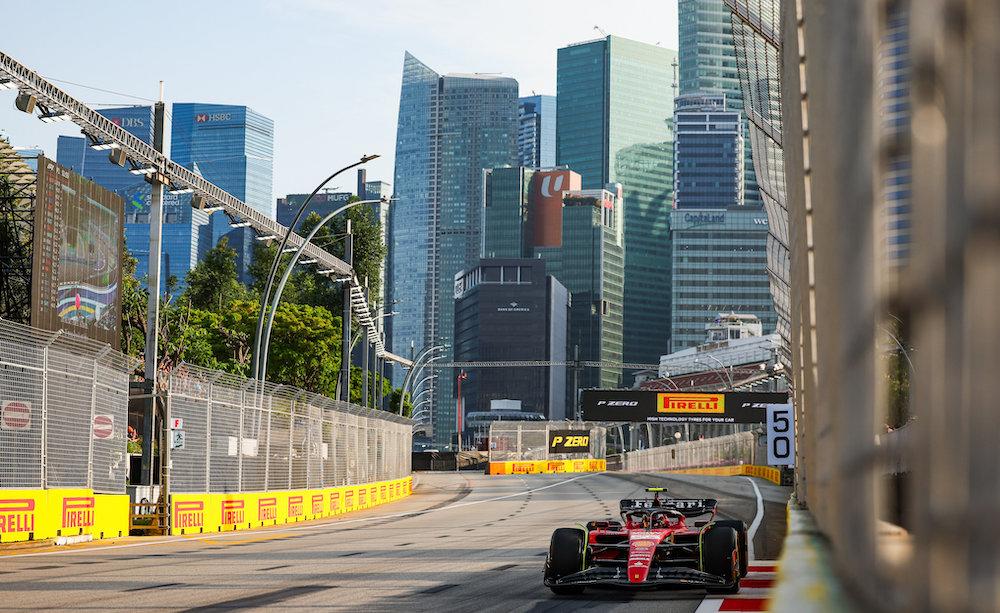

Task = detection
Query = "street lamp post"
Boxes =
[252,155,378,381]
[257,199,385,384]
[695,356,735,390]
[397,344,447,414]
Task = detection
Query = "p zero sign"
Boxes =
[581,390,789,424]
[548,430,591,454]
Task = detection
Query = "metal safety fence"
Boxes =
[0,318,139,493]
[622,431,759,472]
[487,421,606,462]
[165,363,412,493]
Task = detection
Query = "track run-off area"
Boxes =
[0,472,791,612]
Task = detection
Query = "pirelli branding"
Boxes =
[220,500,245,525]
[549,430,592,454]
[287,496,304,518]
[174,500,205,529]
[0,498,35,534]
[311,494,324,515]
[657,393,725,414]
[259,497,277,521]
[62,497,95,529]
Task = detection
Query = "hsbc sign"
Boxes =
[195,112,233,123]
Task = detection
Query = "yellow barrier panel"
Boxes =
[169,476,413,536]
[0,489,130,543]
[487,459,607,475]
[663,464,783,485]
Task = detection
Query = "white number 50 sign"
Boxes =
[766,404,795,467]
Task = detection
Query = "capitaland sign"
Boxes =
[581,390,789,424]
[683,212,725,225]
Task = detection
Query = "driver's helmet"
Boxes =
[641,513,651,529]
[651,512,669,528]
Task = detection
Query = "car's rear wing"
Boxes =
[619,497,718,517]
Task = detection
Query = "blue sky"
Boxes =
[0,0,679,197]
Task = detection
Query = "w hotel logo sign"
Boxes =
[0,499,35,534]
[657,393,725,414]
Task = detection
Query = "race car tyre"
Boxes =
[704,526,741,594]
[545,528,586,595]
[712,519,749,577]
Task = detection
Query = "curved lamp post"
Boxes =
[694,356,734,390]
[252,154,378,380]
[397,344,447,414]
[257,198,386,382]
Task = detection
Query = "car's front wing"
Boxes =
[545,565,732,589]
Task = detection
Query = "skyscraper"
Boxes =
[276,191,353,230]
[673,92,744,209]
[517,95,556,168]
[556,35,677,371]
[390,52,519,444]
[678,0,763,209]
[56,106,211,291]
[171,103,275,283]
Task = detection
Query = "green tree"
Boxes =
[120,243,147,358]
[183,237,248,311]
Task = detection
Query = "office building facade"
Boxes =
[56,106,211,291]
[171,103,275,283]
[390,52,519,444]
[556,35,677,370]
[678,0,763,209]
[517,95,556,168]
[453,258,568,429]
[669,207,774,351]
[673,92,744,209]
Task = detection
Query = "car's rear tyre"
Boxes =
[704,526,741,594]
[545,527,586,595]
[713,519,749,577]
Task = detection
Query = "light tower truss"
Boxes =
[0,51,394,358]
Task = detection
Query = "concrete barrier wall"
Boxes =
[169,476,413,536]
[487,459,606,475]
[0,489,129,543]
[658,464,782,485]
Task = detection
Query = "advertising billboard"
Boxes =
[528,169,579,248]
[31,157,123,349]
[548,429,591,455]
[580,390,789,424]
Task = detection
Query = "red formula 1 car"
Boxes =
[543,488,748,594]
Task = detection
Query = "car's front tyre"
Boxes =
[544,527,586,595]
[704,526,741,594]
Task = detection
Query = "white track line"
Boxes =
[0,472,601,559]
[743,476,764,561]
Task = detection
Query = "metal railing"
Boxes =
[0,319,139,493]
[487,421,606,463]
[165,363,412,493]
[622,431,760,472]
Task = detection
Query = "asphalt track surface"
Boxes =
[0,472,790,612]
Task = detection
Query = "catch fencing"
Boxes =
[0,318,138,493]
[165,363,412,493]
[487,421,606,462]
[622,431,759,472]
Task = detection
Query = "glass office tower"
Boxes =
[171,103,275,283]
[390,53,519,445]
[679,0,763,209]
[556,35,677,372]
[673,92,744,209]
[56,106,211,291]
[517,95,556,168]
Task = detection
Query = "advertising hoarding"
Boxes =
[31,157,123,349]
[580,390,789,424]
[547,429,591,455]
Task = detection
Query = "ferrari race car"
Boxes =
[543,488,748,594]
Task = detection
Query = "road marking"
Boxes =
[0,473,600,559]
[743,476,764,561]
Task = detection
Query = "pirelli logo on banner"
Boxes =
[288,496,304,518]
[657,393,725,414]
[0,498,35,533]
[62,497,95,529]
[220,500,245,525]
[258,497,277,521]
[174,500,205,529]
[311,494,324,515]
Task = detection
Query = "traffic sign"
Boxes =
[171,429,186,450]
[170,418,183,430]
[766,404,795,466]
[92,414,114,440]
[1,400,31,430]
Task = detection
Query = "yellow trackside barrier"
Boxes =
[662,464,782,485]
[487,459,607,475]
[0,489,130,543]
[169,475,413,536]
